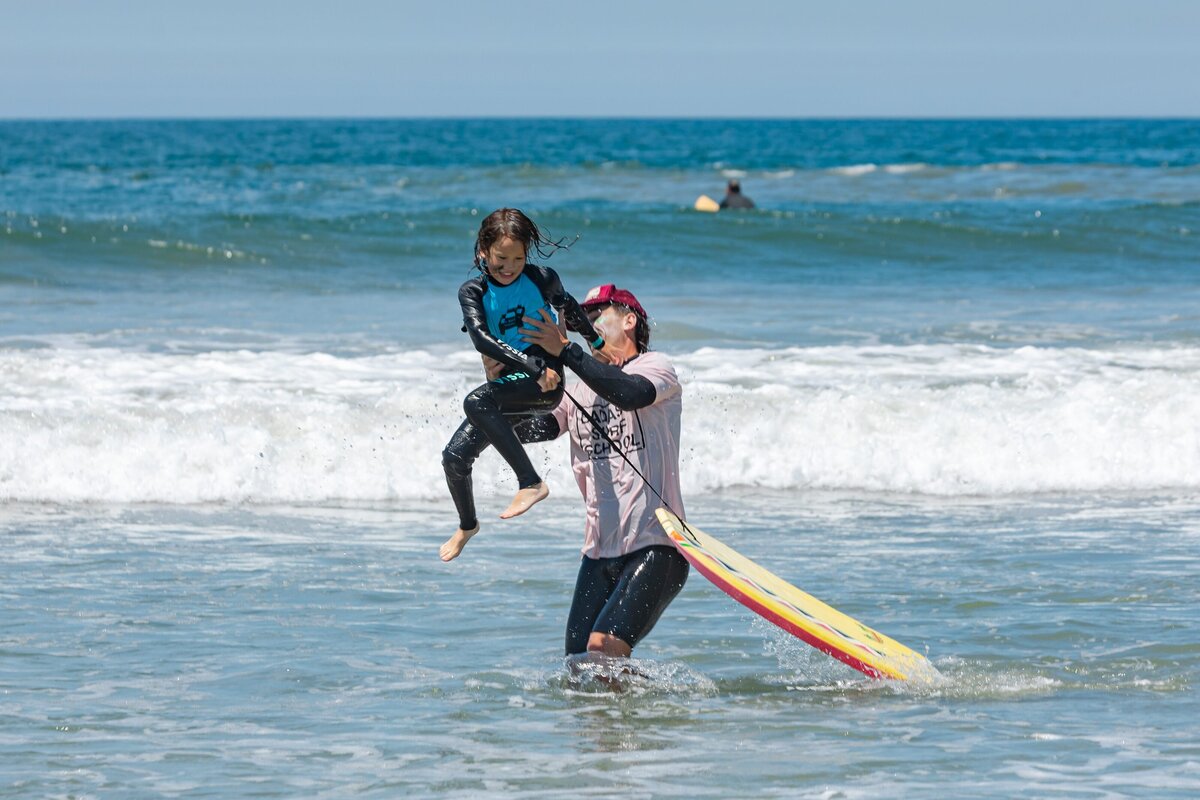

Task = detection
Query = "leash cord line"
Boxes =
[561,385,696,544]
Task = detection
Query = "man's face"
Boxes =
[587,304,634,349]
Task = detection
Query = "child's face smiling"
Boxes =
[482,236,527,285]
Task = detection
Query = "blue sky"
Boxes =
[2,0,1197,118]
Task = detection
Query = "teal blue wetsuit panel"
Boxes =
[483,274,557,352]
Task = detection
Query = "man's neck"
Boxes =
[608,342,640,366]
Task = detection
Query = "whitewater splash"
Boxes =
[1,341,1197,503]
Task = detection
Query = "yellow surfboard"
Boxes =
[693,194,720,213]
[656,508,938,682]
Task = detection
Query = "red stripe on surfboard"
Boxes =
[669,536,894,680]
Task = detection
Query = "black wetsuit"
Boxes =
[719,190,755,209]
[443,264,602,531]
[565,544,689,653]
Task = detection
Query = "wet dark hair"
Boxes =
[473,208,571,270]
[631,312,651,353]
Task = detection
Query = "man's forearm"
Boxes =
[561,343,656,411]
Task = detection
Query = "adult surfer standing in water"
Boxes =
[445,284,689,660]
[543,285,689,659]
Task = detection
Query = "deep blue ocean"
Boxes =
[2,119,1198,797]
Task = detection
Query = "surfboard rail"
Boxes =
[656,508,937,682]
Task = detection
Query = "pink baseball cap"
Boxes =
[580,284,647,319]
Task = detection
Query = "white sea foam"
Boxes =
[830,163,878,176]
[1,342,1198,503]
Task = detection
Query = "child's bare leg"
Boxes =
[439,523,480,562]
[499,482,549,519]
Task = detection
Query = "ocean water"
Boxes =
[2,119,1199,798]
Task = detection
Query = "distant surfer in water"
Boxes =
[719,179,755,210]
[514,284,690,660]
[439,209,606,562]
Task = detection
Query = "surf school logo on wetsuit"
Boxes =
[575,402,646,460]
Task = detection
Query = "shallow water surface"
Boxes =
[2,492,1197,798]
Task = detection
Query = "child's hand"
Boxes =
[481,355,505,380]
[537,368,561,393]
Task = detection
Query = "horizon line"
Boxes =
[2,114,1199,124]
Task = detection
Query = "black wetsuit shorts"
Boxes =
[565,544,689,655]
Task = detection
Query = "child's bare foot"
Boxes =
[499,482,548,519]
[439,523,480,562]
